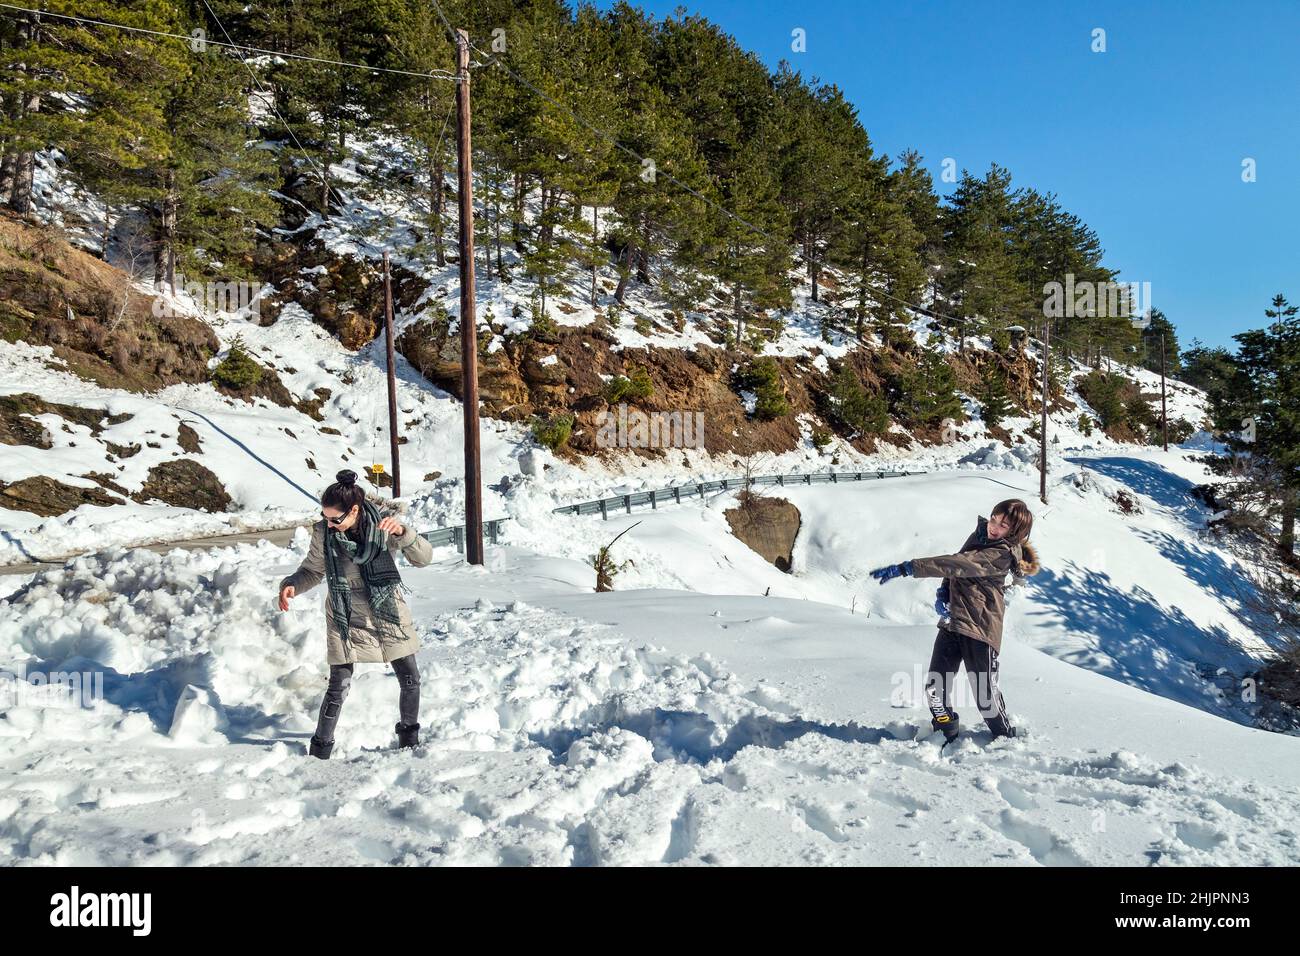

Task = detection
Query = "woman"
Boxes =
[869,498,1039,744]
[278,469,434,759]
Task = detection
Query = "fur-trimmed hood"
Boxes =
[1017,541,1041,576]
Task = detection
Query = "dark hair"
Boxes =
[991,498,1033,544]
[322,469,366,513]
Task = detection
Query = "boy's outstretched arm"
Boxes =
[910,546,1015,579]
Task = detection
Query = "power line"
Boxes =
[0,2,459,81]
[193,0,453,250]
[427,0,458,45]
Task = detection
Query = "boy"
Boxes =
[870,499,1039,743]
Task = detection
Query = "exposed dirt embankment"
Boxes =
[0,213,217,391]
[396,316,837,458]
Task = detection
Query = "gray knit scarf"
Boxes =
[323,499,406,647]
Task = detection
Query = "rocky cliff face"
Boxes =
[395,316,843,459]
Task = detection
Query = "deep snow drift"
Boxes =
[2,456,1297,866]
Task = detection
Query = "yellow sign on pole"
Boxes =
[371,463,385,474]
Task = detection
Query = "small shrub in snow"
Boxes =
[603,366,653,404]
[737,357,788,420]
[528,291,558,342]
[895,348,963,427]
[591,522,638,592]
[211,336,262,390]
[530,412,574,450]
[880,321,914,351]
[1161,418,1196,444]
[530,310,558,342]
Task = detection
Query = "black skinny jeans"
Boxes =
[924,628,1014,737]
[312,654,421,745]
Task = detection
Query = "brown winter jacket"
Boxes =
[909,517,1040,654]
[279,509,434,665]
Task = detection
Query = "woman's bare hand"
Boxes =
[278,584,295,611]
[377,516,406,537]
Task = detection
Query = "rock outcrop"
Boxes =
[725,495,802,573]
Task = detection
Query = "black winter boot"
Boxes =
[308,735,334,760]
[931,712,960,743]
[395,722,420,749]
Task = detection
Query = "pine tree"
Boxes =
[1139,308,1181,375]
[738,356,788,419]
[235,0,391,216]
[709,131,792,345]
[979,362,1013,429]
[775,68,860,304]
[0,2,184,223]
[1226,294,1300,556]
[891,149,944,255]
[896,346,964,427]
[605,44,711,307]
[1181,338,1243,414]
[148,36,279,288]
[833,150,927,340]
[826,363,886,435]
[381,0,458,267]
[942,165,1026,349]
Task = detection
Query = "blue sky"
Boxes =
[595,0,1299,350]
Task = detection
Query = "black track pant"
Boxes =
[312,654,421,745]
[924,628,1014,737]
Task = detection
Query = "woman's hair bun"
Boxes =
[335,469,358,486]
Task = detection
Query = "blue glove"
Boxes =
[934,582,950,618]
[869,560,912,584]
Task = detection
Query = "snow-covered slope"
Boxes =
[2,453,1295,866]
[3,145,1211,566]
[0,299,1191,567]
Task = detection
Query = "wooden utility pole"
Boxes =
[381,251,401,498]
[455,28,484,564]
[1039,319,1050,505]
[1159,331,1169,452]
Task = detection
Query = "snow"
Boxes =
[2,456,1297,866]
[3,138,1290,867]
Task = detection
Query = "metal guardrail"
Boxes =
[421,519,508,552]
[421,468,923,554]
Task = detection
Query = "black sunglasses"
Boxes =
[322,508,354,526]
